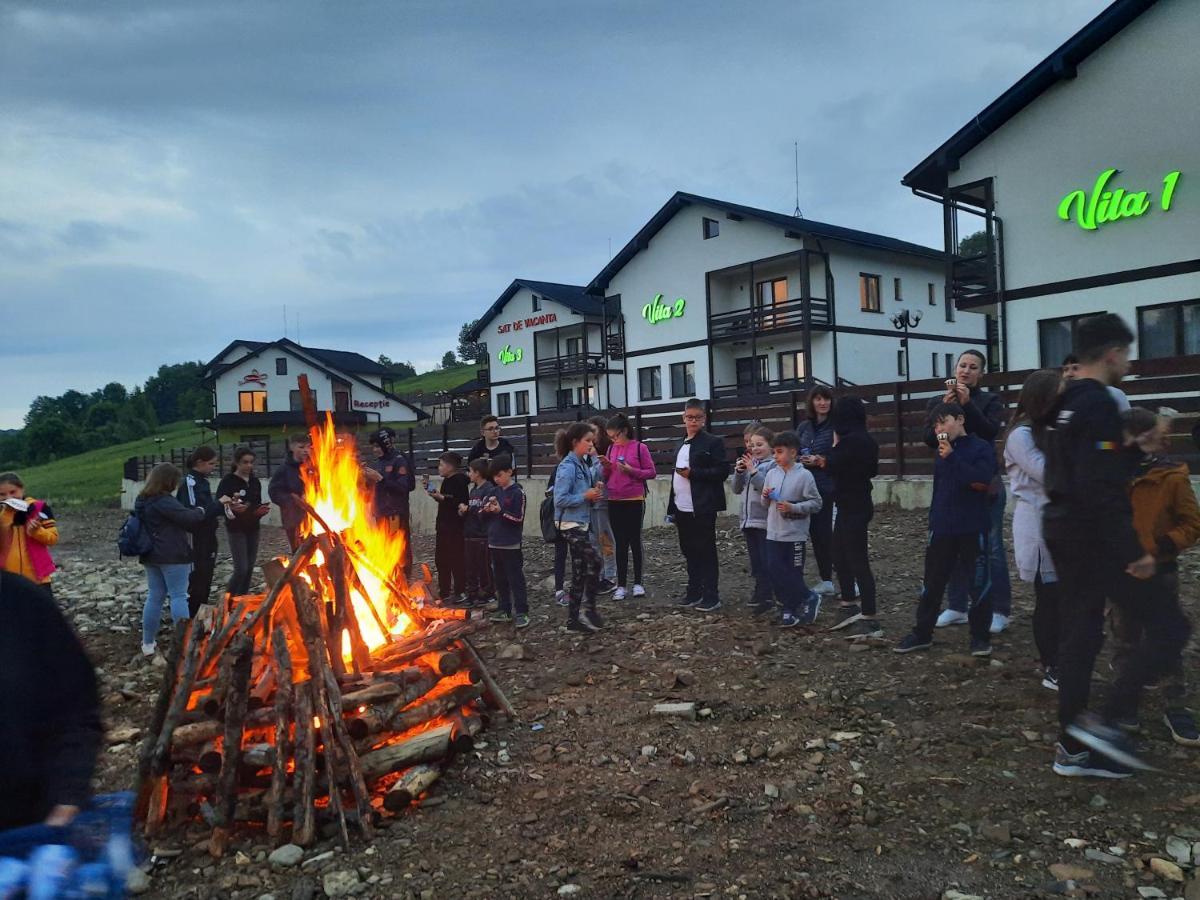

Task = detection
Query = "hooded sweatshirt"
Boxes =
[732,457,775,530]
[823,398,878,515]
[1128,455,1200,566]
[761,463,823,542]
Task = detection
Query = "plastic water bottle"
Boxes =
[27,844,77,900]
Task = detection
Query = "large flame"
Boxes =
[300,415,417,652]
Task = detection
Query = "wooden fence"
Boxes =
[125,354,1200,482]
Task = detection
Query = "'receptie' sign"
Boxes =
[353,399,391,409]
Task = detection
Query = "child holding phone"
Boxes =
[732,425,775,614]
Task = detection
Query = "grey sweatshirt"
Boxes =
[732,458,776,530]
[762,463,823,542]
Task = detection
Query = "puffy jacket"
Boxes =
[604,440,656,501]
[929,433,997,537]
[796,417,835,493]
[1128,456,1200,564]
[667,430,730,516]
[371,450,416,520]
[268,455,307,532]
[1,498,58,583]
[762,464,823,542]
[135,493,204,565]
[553,453,595,528]
[732,458,775,530]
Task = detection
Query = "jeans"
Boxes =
[143,562,192,645]
[947,486,1011,616]
[674,511,719,604]
[609,500,645,587]
[808,490,834,583]
[1032,574,1062,669]
[1107,571,1191,718]
[590,506,617,581]
[435,527,465,599]
[742,527,771,606]
[766,539,807,614]
[490,547,528,616]
[464,537,492,603]
[187,532,217,617]
[913,531,992,643]
[226,528,260,597]
[833,506,876,616]
[562,527,601,621]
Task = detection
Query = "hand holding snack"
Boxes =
[936,432,953,459]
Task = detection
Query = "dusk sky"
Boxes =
[0,0,1109,428]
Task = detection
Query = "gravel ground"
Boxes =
[48,506,1200,900]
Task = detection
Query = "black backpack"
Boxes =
[539,468,558,544]
[117,509,154,558]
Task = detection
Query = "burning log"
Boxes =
[267,624,293,843]
[382,764,441,811]
[388,682,483,735]
[446,709,484,753]
[209,634,253,858]
[292,681,317,847]
[360,723,454,781]
[461,638,517,720]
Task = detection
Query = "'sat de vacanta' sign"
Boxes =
[1058,168,1181,231]
[643,294,686,325]
[497,345,523,365]
[496,313,557,334]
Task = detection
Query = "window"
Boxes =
[1038,312,1105,367]
[928,282,937,306]
[859,273,881,312]
[670,361,696,398]
[931,352,938,377]
[496,393,511,417]
[735,355,768,388]
[239,390,267,413]
[702,217,719,240]
[945,353,954,378]
[894,277,902,302]
[556,388,574,409]
[755,278,788,328]
[514,390,529,415]
[289,389,315,412]
[897,350,907,378]
[532,294,541,312]
[945,286,956,322]
[638,366,662,402]
[334,391,349,412]
[1138,299,1200,359]
[578,386,595,406]
[275,357,288,376]
[565,336,582,356]
[778,350,806,383]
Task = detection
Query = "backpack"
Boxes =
[539,469,558,544]
[117,509,154,558]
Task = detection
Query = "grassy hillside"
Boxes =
[15,421,202,507]
[389,364,476,396]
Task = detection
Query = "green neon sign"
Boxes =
[643,293,686,325]
[1058,168,1180,231]
[497,345,523,365]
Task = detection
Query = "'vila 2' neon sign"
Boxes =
[497,345,523,365]
[1058,168,1181,231]
[643,293,686,325]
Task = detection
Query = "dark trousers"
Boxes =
[1107,571,1192,718]
[808,490,834,582]
[285,525,301,554]
[833,506,876,616]
[562,527,601,620]
[226,528,261,597]
[490,547,528,616]
[675,511,719,604]
[553,534,574,592]
[1032,575,1062,669]
[187,534,218,616]
[913,531,992,643]
[464,537,492,602]
[435,526,466,599]
[766,539,807,614]
[948,488,1012,615]
[742,527,771,605]
[609,499,645,587]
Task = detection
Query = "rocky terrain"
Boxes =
[48,508,1200,899]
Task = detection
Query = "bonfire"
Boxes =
[133,410,510,855]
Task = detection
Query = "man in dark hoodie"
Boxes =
[363,427,416,578]
[177,446,229,615]
[0,571,103,829]
[1043,314,1156,778]
[268,433,312,552]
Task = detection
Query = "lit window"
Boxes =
[859,274,881,312]
[239,391,267,413]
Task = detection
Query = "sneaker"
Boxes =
[597,579,617,595]
[488,611,513,624]
[514,614,531,629]
[631,584,646,598]
[675,596,702,608]
[970,638,992,657]
[1164,709,1200,746]
[450,594,473,608]
[814,580,837,596]
[989,613,1010,634]
[1065,713,1155,771]
[141,641,157,658]
[827,604,863,632]
[843,618,883,641]
[797,590,822,625]
[935,609,968,628]
[1112,715,1141,734]
[695,598,722,613]
[1041,668,1060,691]
[780,612,801,629]
[750,600,775,617]
[567,615,599,634]
[893,633,932,654]
[555,590,569,607]
[585,608,605,628]
[612,586,627,601]
[1052,742,1133,779]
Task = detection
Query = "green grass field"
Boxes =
[388,364,476,396]
[15,421,204,507]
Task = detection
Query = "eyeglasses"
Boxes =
[484,425,501,432]
[682,414,704,422]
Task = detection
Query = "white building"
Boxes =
[903,0,1199,371]
[471,193,988,416]
[203,338,426,439]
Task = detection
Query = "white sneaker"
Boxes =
[990,613,1010,634]
[935,609,969,628]
[632,584,646,597]
[613,586,627,601]
[141,641,157,657]
[814,580,837,596]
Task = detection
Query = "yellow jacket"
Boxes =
[1,497,59,583]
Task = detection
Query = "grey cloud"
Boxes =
[59,220,141,250]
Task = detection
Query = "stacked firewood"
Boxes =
[133,532,513,855]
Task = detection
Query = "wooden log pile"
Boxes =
[133,531,512,854]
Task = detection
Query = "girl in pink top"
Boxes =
[601,413,657,599]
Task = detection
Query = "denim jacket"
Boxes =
[553,453,595,528]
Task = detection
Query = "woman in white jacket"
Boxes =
[1003,369,1064,690]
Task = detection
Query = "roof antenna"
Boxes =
[283,303,287,339]
[608,237,612,260]
[793,141,803,218]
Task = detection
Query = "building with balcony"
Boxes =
[903,0,1199,371]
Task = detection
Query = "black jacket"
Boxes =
[1043,378,1144,566]
[825,431,878,514]
[217,472,264,534]
[667,430,729,516]
[923,386,1006,448]
[136,493,205,565]
[176,469,223,550]
[268,456,307,532]
[468,437,518,470]
[372,450,416,520]
[0,572,103,829]
[929,434,997,537]
[435,472,471,533]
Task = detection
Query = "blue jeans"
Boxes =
[743,527,771,605]
[947,486,1012,616]
[766,539,808,614]
[142,563,192,645]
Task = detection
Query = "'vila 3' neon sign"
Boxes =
[643,293,686,325]
[497,345,523,365]
[1058,168,1181,231]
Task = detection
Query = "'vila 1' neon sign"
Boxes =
[1058,168,1181,231]
[497,345,523,365]
[643,293,686,325]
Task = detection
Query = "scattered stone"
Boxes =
[557,886,582,896]
[498,643,529,660]
[268,843,304,869]
[1149,857,1185,882]
[322,869,362,898]
[640,745,657,758]
[301,850,336,870]
[979,821,1012,845]
[652,702,696,720]
[1049,863,1094,881]
[764,783,780,799]
[565,672,585,687]
[1084,848,1125,866]
[733,749,749,764]
[942,890,983,900]
[767,740,790,760]
[1063,838,1089,849]
[1166,836,1192,866]
[672,669,696,687]
[1136,888,1166,899]
[830,731,861,742]
[532,744,555,763]
[1088,794,1107,809]
[126,868,151,895]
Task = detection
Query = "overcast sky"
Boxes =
[0,0,1109,428]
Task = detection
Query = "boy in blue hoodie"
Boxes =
[895,403,997,656]
[480,456,529,628]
